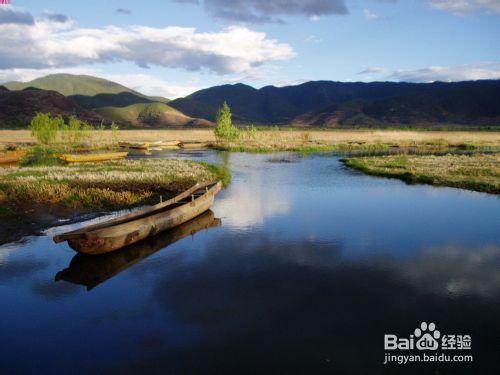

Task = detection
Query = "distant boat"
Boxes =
[54,181,222,254]
[155,140,181,147]
[180,142,211,149]
[55,210,221,290]
[0,150,27,164]
[118,141,150,149]
[58,152,128,163]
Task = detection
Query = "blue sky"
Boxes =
[0,0,499,98]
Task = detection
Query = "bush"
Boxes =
[60,116,93,147]
[214,102,239,141]
[30,113,61,145]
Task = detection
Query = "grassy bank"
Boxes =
[0,159,229,210]
[343,154,499,194]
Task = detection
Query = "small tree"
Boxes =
[30,113,60,145]
[214,102,239,141]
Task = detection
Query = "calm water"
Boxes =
[1,151,499,374]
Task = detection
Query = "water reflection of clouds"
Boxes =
[395,244,500,298]
[215,184,290,229]
[214,155,291,229]
[120,235,500,373]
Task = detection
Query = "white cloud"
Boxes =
[305,34,322,43]
[0,8,295,75]
[427,0,500,15]
[389,62,500,82]
[101,73,205,98]
[363,8,378,20]
[0,5,34,25]
[357,67,384,75]
[0,67,98,83]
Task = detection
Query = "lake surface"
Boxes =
[1,150,499,374]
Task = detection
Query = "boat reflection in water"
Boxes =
[55,210,221,291]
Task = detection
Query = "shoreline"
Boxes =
[0,158,230,244]
[342,154,499,194]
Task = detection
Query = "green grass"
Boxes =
[0,206,13,216]
[343,154,499,194]
[0,159,230,211]
[201,162,232,186]
[20,147,64,167]
[96,102,182,125]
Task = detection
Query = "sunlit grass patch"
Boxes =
[0,159,230,210]
[343,154,500,194]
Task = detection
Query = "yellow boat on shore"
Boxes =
[0,150,27,164]
[157,140,181,147]
[180,142,211,149]
[59,152,128,163]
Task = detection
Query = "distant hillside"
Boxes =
[4,74,169,103]
[0,88,102,128]
[0,74,216,128]
[169,80,500,127]
[71,92,154,109]
[3,74,500,128]
[96,102,213,128]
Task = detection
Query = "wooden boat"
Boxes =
[160,145,181,150]
[180,142,210,149]
[154,140,181,147]
[55,210,221,290]
[58,152,128,163]
[53,181,222,254]
[0,150,27,164]
[118,141,150,149]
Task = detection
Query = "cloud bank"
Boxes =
[174,0,349,23]
[427,0,500,15]
[0,6,34,25]
[389,62,500,82]
[0,7,295,74]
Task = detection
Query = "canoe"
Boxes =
[58,152,128,163]
[55,210,221,290]
[154,140,181,147]
[0,150,27,164]
[53,181,222,254]
[179,142,210,149]
[119,141,150,149]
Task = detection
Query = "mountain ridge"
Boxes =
[169,79,500,126]
[2,74,500,128]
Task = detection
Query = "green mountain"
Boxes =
[70,92,154,109]
[4,74,169,102]
[96,102,212,127]
[0,74,211,128]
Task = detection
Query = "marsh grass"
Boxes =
[343,154,500,194]
[20,147,64,167]
[0,206,13,216]
[0,159,230,210]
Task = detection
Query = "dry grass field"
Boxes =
[1,129,500,149]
